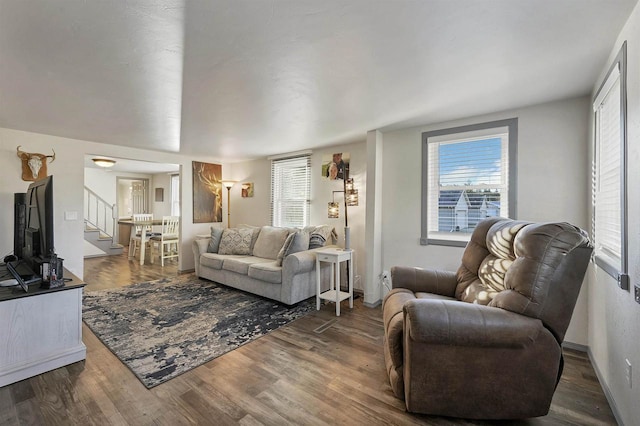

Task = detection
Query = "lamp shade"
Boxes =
[221,180,237,189]
[328,202,339,218]
[345,178,354,191]
[346,189,358,206]
[92,158,116,168]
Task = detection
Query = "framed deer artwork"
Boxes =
[192,161,223,223]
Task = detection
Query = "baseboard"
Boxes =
[0,344,86,387]
[587,347,624,426]
[363,299,381,308]
[562,341,588,352]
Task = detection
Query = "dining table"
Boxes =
[117,218,163,265]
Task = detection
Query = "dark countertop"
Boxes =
[0,266,85,302]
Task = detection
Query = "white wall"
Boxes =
[0,127,225,278]
[152,172,173,218]
[588,3,640,424]
[380,96,591,345]
[228,141,368,291]
[228,158,271,227]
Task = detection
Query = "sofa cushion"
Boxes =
[248,261,283,284]
[207,226,224,253]
[222,256,272,275]
[277,231,310,266]
[200,252,243,270]
[252,226,290,260]
[218,228,254,255]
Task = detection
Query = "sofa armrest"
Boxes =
[391,266,457,297]
[404,299,544,348]
[282,245,339,275]
[192,238,209,276]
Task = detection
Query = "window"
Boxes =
[271,154,311,227]
[592,42,627,288]
[421,118,517,246]
[170,174,180,216]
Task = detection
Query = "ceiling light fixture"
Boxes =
[92,158,116,168]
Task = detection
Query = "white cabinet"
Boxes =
[0,282,86,387]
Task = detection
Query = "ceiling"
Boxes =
[1,0,637,162]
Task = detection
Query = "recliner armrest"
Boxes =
[404,299,544,348]
[391,266,457,297]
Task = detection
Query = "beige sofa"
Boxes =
[193,225,335,305]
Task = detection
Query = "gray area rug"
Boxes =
[82,275,315,388]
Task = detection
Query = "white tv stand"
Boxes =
[0,268,86,387]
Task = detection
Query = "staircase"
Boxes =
[84,187,124,257]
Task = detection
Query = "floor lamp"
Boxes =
[328,177,359,249]
[221,180,237,228]
[328,177,358,291]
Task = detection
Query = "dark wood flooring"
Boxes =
[0,252,617,425]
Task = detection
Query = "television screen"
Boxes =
[23,176,54,264]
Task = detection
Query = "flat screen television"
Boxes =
[23,176,54,267]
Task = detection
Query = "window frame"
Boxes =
[421,118,518,247]
[270,154,311,228]
[592,42,628,288]
[170,173,180,217]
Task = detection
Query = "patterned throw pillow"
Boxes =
[218,228,253,255]
[207,227,224,253]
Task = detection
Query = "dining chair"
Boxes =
[129,213,154,260]
[150,216,180,266]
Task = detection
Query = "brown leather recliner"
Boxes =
[382,217,592,419]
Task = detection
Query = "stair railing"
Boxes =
[84,186,118,246]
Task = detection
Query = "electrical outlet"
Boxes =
[626,359,632,389]
[382,270,390,280]
[634,286,640,304]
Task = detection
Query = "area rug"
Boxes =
[82,274,315,388]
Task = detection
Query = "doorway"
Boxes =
[117,178,150,218]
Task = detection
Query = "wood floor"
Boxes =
[0,252,617,425]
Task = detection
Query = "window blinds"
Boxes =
[271,155,311,228]
[426,130,509,238]
[593,70,622,265]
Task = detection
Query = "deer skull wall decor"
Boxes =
[16,146,56,181]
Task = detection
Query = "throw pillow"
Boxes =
[238,224,261,254]
[207,226,224,253]
[276,233,296,266]
[218,228,253,255]
[276,231,310,266]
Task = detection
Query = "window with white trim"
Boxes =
[592,42,627,286]
[170,174,180,216]
[271,154,311,227]
[421,118,517,247]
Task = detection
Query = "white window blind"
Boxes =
[593,66,622,268]
[271,155,311,227]
[421,119,517,246]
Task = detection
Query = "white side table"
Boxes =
[315,247,353,316]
